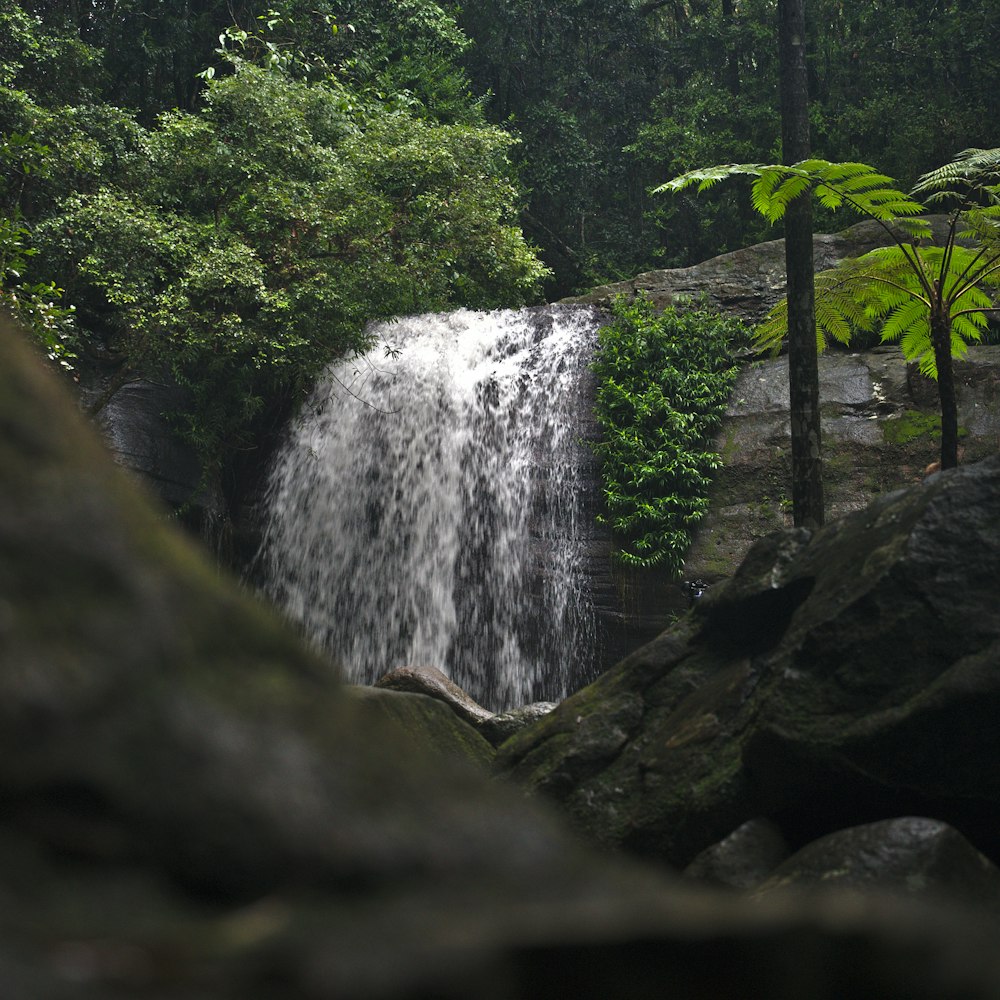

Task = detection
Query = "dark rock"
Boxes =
[499,456,1000,870]
[684,818,790,890]
[481,701,559,747]
[13,319,1000,998]
[685,344,1000,583]
[76,363,225,530]
[753,818,1000,916]
[347,685,495,767]
[567,217,1000,592]
[375,665,494,727]
[372,668,557,750]
[565,218,957,324]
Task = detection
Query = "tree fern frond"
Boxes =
[954,313,986,345]
[950,325,972,357]
[921,189,966,207]
[766,173,814,220]
[958,208,1000,244]
[748,168,814,222]
[916,348,938,379]
[894,217,933,240]
[898,321,933,369]
[754,301,788,355]
[879,296,927,344]
[653,162,768,195]
[831,171,899,192]
[912,147,1000,201]
[814,296,853,348]
[749,168,787,217]
[849,193,926,219]
[951,281,994,313]
[793,157,837,174]
[806,161,924,219]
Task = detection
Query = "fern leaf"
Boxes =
[893,217,933,240]
[879,296,928,344]
[749,168,784,216]
[754,302,788,355]
[953,313,985,345]
[898,320,933,367]
[750,167,812,221]
[814,296,852,348]
[830,171,898,192]
[766,173,813,221]
[653,163,767,196]
[794,157,836,174]
[916,349,938,379]
[912,147,1000,202]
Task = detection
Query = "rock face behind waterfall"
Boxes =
[88,219,1000,714]
[499,455,1000,871]
[566,218,961,323]
[683,342,1000,585]
[569,216,1000,595]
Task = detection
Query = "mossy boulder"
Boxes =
[752,818,1000,915]
[500,455,1000,870]
[347,685,495,767]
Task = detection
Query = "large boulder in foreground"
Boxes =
[499,456,1000,870]
[7,318,1000,999]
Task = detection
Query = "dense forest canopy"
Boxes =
[458,0,1000,293]
[2,0,998,477]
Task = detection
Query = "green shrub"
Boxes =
[591,295,748,573]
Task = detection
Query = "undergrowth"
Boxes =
[591,295,749,574]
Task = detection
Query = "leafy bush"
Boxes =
[30,60,547,476]
[591,295,748,573]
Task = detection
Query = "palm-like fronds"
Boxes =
[753,241,1000,371]
[653,163,769,196]
[911,147,1000,206]
[660,148,1000,472]
[659,159,926,227]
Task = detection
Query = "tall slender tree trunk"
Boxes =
[778,0,824,528]
[931,311,960,468]
[721,0,741,96]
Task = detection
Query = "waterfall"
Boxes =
[258,305,603,711]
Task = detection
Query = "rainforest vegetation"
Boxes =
[3,0,1000,481]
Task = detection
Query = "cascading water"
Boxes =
[258,304,604,711]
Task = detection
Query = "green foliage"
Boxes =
[591,296,748,574]
[0,0,547,479]
[615,0,1000,286]
[663,148,1000,470]
[457,0,667,293]
[5,0,1000,477]
[663,152,1000,379]
[881,410,945,446]
[0,126,77,365]
[659,160,926,227]
[31,56,547,472]
[0,209,76,366]
[772,244,999,377]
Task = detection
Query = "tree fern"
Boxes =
[911,147,1000,205]
[659,148,1000,469]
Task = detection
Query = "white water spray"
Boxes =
[258,305,601,710]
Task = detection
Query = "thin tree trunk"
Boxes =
[931,313,960,468]
[779,0,824,528]
[721,0,741,96]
